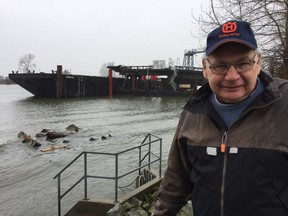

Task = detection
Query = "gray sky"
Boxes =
[0,0,209,77]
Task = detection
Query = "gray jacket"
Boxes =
[154,71,288,216]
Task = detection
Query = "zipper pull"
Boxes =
[221,143,226,153]
[221,131,228,153]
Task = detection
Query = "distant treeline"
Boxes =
[0,79,15,84]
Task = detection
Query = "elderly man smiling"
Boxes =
[154,20,288,216]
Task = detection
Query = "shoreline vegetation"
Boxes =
[0,79,14,84]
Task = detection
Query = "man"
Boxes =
[154,20,288,216]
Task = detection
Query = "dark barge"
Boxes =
[9,49,206,98]
[8,65,125,98]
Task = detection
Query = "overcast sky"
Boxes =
[0,0,209,77]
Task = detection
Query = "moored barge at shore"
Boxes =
[9,69,124,98]
[9,49,206,98]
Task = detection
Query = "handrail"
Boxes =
[53,133,162,216]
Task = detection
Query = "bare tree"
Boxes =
[193,0,288,79]
[63,69,71,75]
[99,62,114,77]
[18,53,37,73]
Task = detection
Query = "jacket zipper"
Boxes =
[216,87,281,216]
[219,105,266,216]
[220,131,228,216]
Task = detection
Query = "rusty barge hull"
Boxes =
[9,73,124,98]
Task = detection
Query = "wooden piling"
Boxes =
[56,65,63,99]
[108,68,113,98]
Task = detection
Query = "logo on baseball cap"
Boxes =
[205,20,258,55]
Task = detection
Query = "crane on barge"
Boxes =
[182,49,205,68]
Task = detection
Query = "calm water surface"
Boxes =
[0,84,188,216]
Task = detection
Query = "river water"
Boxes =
[0,84,188,216]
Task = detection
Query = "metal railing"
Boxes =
[53,133,162,216]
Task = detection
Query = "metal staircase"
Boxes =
[53,133,163,216]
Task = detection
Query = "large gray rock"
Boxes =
[107,183,194,216]
[65,124,79,132]
[177,201,193,216]
[127,209,148,216]
[107,203,126,216]
[130,197,143,207]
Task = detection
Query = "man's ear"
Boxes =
[257,53,262,66]
[202,58,208,79]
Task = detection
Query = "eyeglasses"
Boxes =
[206,54,257,75]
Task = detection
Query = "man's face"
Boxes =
[202,43,261,103]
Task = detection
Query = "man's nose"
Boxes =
[225,65,240,80]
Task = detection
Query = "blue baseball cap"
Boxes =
[205,20,258,55]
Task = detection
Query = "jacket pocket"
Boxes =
[259,149,288,210]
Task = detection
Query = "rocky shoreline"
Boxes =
[107,185,193,216]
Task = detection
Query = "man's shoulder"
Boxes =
[270,77,288,94]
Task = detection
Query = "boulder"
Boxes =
[65,124,79,132]
[107,203,126,216]
[17,131,41,147]
[46,131,70,139]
